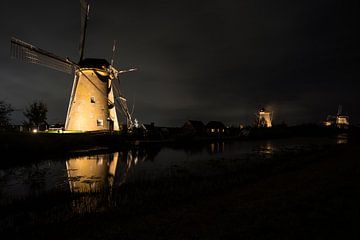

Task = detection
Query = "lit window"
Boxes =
[90,96,96,103]
[211,129,215,133]
[97,119,103,126]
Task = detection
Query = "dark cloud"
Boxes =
[1,0,359,126]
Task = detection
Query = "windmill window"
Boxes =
[97,119,103,127]
[90,96,96,103]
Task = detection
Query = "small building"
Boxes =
[206,121,226,135]
[181,120,206,136]
[48,123,65,133]
[323,115,336,127]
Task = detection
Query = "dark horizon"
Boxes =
[1,0,359,127]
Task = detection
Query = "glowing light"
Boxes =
[336,116,349,125]
[32,129,38,133]
[324,121,332,126]
[95,70,109,76]
[258,110,272,128]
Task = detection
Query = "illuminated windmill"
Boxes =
[10,0,136,132]
[257,108,273,128]
[335,105,349,129]
[324,105,349,129]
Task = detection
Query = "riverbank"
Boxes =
[0,125,357,168]
[1,137,359,239]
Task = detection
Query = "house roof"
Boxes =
[183,120,205,131]
[206,121,226,129]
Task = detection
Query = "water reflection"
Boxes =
[0,136,348,208]
[336,133,348,145]
[254,142,275,156]
[66,148,155,193]
[115,149,149,186]
[66,153,119,193]
[66,149,153,213]
[208,142,225,155]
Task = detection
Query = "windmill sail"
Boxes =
[11,37,74,74]
[337,105,342,116]
[111,78,134,129]
[79,0,90,61]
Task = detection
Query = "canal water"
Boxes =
[0,135,347,207]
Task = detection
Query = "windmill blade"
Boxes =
[79,0,90,61]
[337,104,342,116]
[108,65,137,79]
[118,68,137,74]
[10,37,75,74]
[112,80,134,129]
[130,95,135,115]
[111,40,116,66]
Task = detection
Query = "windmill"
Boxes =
[10,0,136,132]
[324,104,350,128]
[335,105,350,129]
[256,108,273,128]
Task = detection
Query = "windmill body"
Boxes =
[65,59,119,131]
[257,108,272,128]
[10,1,135,132]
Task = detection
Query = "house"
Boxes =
[206,121,226,135]
[181,120,206,136]
[48,123,65,132]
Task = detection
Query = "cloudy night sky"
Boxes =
[0,0,359,127]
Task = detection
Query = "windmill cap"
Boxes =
[79,58,110,69]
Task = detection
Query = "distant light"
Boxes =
[324,121,332,126]
[32,129,38,133]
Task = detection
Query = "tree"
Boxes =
[0,100,14,128]
[23,100,48,130]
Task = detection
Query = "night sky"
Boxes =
[1,0,359,127]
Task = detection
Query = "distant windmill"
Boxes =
[323,104,350,129]
[335,104,350,129]
[257,108,273,128]
[10,0,136,132]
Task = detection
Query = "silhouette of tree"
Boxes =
[23,100,48,130]
[0,100,14,128]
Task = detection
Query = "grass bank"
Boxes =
[1,138,360,239]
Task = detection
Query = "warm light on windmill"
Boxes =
[257,108,272,128]
[10,0,138,132]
